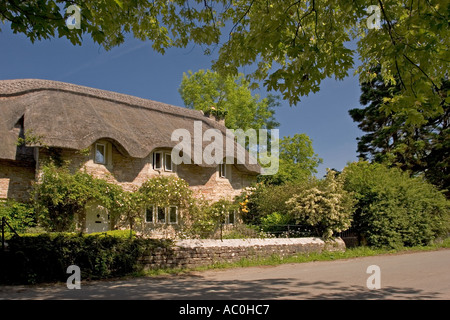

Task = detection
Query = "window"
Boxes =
[165,153,173,172]
[222,210,236,225]
[147,206,178,224]
[228,210,235,225]
[95,143,106,164]
[145,206,154,223]
[168,206,177,224]
[219,163,226,178]
[153,151,175,172]
[153,152,162,170]
[157,206,166,223]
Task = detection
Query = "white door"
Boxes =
[85,201,110,233]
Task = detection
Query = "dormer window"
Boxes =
[219,162,226,178]
[95,143,106,164]
[93,141,112,167]
[219,162,232,181]
[153,152,162,170]
[152,151,175,172]
[165,153,173,172]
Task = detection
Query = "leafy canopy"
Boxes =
[259,133,323,185]
[349,67,449,196]
[2,0,448,121]
[179,69,279,131]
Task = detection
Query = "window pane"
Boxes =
[169,206,177,223]
[165,153,172,171]
[219,163,226,178]
[145,207,154,223]
[95,144,105,164]
[228,211,235,224]
[157,206,166,223]
[154,153,162,169]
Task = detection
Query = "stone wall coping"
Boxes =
[175,237,343,248]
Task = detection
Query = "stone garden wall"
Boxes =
[140,237,346,270]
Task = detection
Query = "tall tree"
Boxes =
[179,69,279,131]
[259,133,323,185]
[349,67,449,195]
[1,1,448,121]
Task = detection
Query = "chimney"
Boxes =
[205,106,226,126]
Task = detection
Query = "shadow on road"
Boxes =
[1,274,441,300]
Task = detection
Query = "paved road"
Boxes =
[1,249,449,300]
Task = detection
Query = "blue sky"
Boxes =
[0,25,363,177]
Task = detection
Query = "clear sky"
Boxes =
[0,24,363,177]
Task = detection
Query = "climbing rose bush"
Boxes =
[138,175,194,209]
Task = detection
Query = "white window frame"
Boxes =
[164,153,173,172]
[94,143,107,165]
[168,206,178,224]
[153,152,163,170]
[145,205,155,223]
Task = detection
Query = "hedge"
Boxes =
[343,161,450,248]
[0,233,173,284]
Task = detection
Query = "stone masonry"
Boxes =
[37,144,255,202]
[139,238,346,270]
[0,159,35,201]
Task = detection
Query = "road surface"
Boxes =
[1,249,449,300]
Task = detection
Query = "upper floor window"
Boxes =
[153,152,162,170]
[165,153,173,172]
[219,162,232,181]
[219,162,226,178]
[153,151,175,172]
[95,143,106,164]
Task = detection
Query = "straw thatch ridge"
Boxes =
[0,79,261,174]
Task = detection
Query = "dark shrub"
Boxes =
[1,233,173,284]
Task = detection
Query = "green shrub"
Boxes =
[343,161,450,248]
[88,229,137,239]
[238,183,302,225]
[222,224,262,239]
[287,170,355,239]
[183,198,238,239]
[0,200,36,233]
[260,212,294,234]
[1,233,173,284]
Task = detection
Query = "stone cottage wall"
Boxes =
[37,144,256,202]
[0,159,35,201]
[140,238,346,270]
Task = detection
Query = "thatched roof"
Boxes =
[0,79,260,174]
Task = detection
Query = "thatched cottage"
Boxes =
[0,79,260,234]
